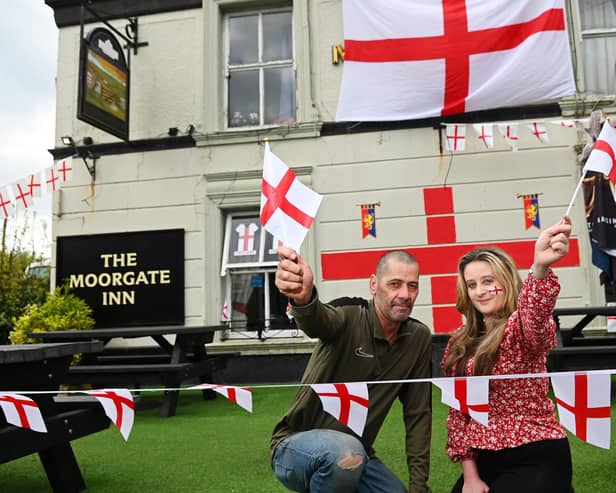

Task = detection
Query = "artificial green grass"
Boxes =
[1,388,614,492]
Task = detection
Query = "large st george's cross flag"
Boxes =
[336,0,575,121]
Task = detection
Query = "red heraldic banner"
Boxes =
[361,204,376,238]
[523,194,541,230]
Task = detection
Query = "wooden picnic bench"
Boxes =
[548,306,616,372]
[29,325,240,418]
[0,341,110,493]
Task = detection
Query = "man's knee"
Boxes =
[337,453,365,470]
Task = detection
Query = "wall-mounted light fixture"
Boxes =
[60,135,98,181]
[168,127,179,137]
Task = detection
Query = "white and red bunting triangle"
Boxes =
[85,389,135,441]
[0,393,47,433]
[0,189,15,219]
[472,124,494,149]
[221,299,230,322]
[498,123,519,151]
[190,384,252,413]
[434,377,490,426]
[527,121,549,144]
[446,124,466,152]
[12,180,33,211]
[54,156,74,183]
[26,171,44,198]
[45,166,61,193]
[286,301,294,321]
[553,119,576,128]
[310,382,369,437]
[551,373,612,449]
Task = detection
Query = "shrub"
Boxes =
[9,286,95,345]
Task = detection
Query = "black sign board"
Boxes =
[78,27,129,140]
[56,229,184,328]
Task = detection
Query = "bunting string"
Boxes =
[3,368,615,448]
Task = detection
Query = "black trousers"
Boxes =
[451,439,572,493]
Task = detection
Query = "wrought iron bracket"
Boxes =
[81,2,149,56]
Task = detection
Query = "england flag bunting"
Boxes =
[55,157,74,183]
[0,393,47,433]
[551,373,612,449]
[336,0,575,121]
[473,124,494,149]
[190,384,253,413]
[85,389,135,441]
[498,123,520,151]
[583,121,616,183]
[286,301,294,320]
[46,166,61,193]
[26,171,44,198]
[310,382,369,436]
[434,377,490,426]
[12,180,33,210]
[260,143,323,252]
[446,124,466,152]
[221,299,231,322]
[527,121,549,144]
[554,120,576,128]
[0,190,15,219]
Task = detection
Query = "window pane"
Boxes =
[228,70,260,127]
[580,0,616,30]
[229,272,253,326]
[582,37,616,95]
[263,11,292,61]
[264,67,296,125]
[229,15,258,64]
[227,216,262,263]
[228,271,296,337]
[263,230,282,262]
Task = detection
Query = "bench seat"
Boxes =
[0,406,110,464]
[548,345,616,372]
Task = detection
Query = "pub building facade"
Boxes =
[45,0,615,379]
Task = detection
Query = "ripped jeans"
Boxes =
[272,429,407,493]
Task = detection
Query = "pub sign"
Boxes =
[56,229,184,327]
[78,27,129,140]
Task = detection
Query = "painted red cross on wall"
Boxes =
[344,1,566,115]
[321,186,580,334]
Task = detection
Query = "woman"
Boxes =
[442,216,573,493]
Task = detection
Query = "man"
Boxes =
[270,247,432,493]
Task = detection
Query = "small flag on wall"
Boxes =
[518,193,541,229]
[360,202,380,238]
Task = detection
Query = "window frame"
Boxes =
[223,6,296,130]
[576,0,616,96]
[220,210,300,339]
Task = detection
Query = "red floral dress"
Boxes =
[442,270,567,462]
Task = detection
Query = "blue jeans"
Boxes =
[272,429,407,493]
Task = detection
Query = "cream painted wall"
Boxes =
[51,1,605,343]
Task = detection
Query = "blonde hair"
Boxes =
[443,247,522,376]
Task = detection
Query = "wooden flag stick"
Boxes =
[565,171,586,217]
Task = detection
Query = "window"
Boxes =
[579,0,616,96]
[221,211,301,339]
[225,8,296,128]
